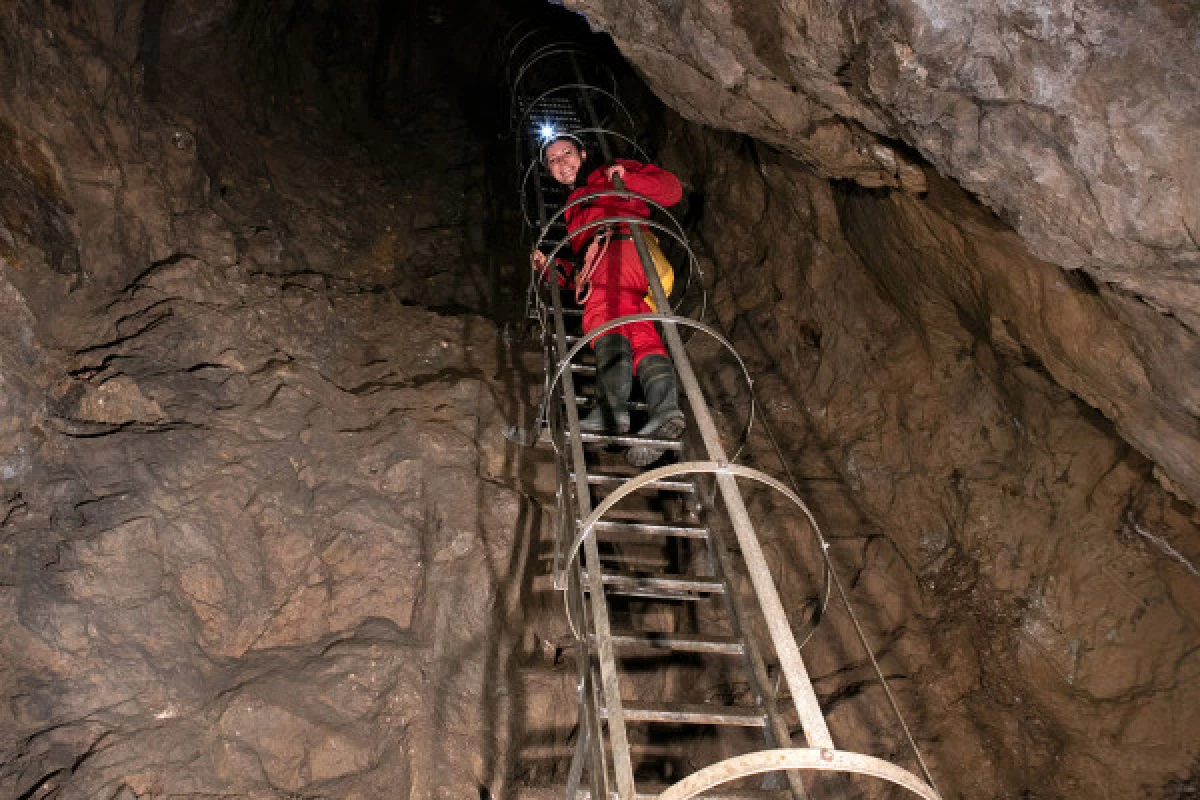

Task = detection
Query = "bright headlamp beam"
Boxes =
[539,124,556,141]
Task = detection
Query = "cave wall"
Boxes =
[659,114,1199,798]
[548,5,1200,787]
[1,0,1197,796]
[0,2,523,797]
[566,0,1200,507]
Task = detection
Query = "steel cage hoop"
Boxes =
[561,127,651,163]
[656,748,941,800]
[532,312,754,470]
[498,19,542,77]
[514,79,638,149]
[513,90,643,179]
[563,461,833,653]
[527,310,743,461]
[532,214,704,309]
[515,42,609,80]
[508,38,580,91]
[514,83,639,169]
[505,25,555,84]
[500,18,544,56]
[529,186,705,315]
[508,29,562,71]
[513,91,640,179]
[511,48,614,131]
[533,212,697,288]
[569,459,938,790]
[528,213,708,348]
[534,189,690,257]
[509,42,610,122]
[517,130,651,229]
[516,159,543,229]
[510,46,617,105]
[513,78,633,173]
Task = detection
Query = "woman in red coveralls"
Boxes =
[531,133,685,466]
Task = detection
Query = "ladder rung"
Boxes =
[626,790,790,800]
[601,631,745,655]
[570,362,596,374]
[584,571,725,597]
[535,547,670,570]
[571,472,695,493]
[525,790,788,800]
[588,507,673,522]
[573,395,650,411]
[538,429,685,450]
[591,519,709,539]
[596,553,672,569]
[600,701,766,727]
[569,431,685,449]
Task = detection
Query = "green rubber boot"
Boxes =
[579,334,632,434]
[627,354,686,467]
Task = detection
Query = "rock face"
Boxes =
[1,0,1197,798]
[567,0,1200,503]
[568,0,1200,311]
[0,2,522,797]
[662,120,1199,799]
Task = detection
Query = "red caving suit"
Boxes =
[563,159,683,371]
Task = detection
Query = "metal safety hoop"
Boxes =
[510,25,944,800]
[510,46,617,109]
[564,461,832,650]
[515,83,639,169]
[532,313,751,462]
[532,211,704,310]
[656,748,941,800]
[518,129,651,229]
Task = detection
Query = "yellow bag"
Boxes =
[642,230,674,312]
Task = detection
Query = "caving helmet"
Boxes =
[539,126,586,166]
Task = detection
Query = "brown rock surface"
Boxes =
[1,0,1197,798]
[568,0,1199,307]
[661,121,1199,798]
[567,0,1200,503]
[0,1,523,797]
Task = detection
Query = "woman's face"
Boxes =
[545,139,584,186]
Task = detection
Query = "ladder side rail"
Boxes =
[565,54,836,749]
[525,121,620,799]
[515,39,942,800]
[625,261,836,750]
[574,462,943,800]
[524,131,556,323]
[547,356,572,591]
[552,373,605,798]
[546,275,635,799]
[704,516,812,800]
[568,554,611,800]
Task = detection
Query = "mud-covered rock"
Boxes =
[567,0,1199,319]
[0,1,520,797]
[669,123,1199,798]
[570,0,1200,504]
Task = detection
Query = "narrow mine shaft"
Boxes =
[0,2,1196,799]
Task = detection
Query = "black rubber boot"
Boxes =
[579,334,632,434]
[627,354,686,467]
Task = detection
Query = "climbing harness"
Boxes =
[506,20,942,800]
[572,224,673,309]
[574,222,611,306]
